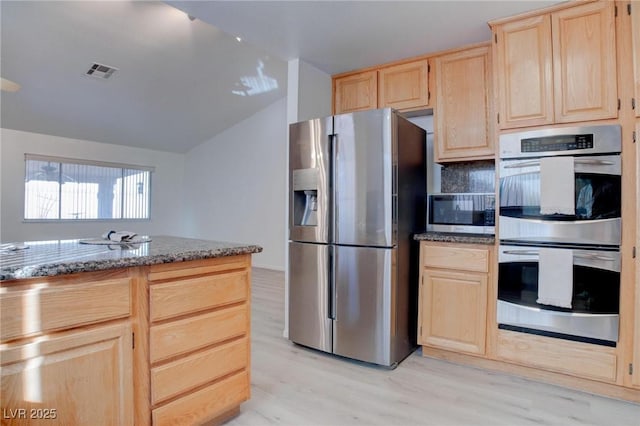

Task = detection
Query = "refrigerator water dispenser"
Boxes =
[292,168,319,227]
[301,191,318,226]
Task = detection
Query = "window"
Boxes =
[24,154,154,220]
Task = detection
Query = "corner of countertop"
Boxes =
[413,232,495,245]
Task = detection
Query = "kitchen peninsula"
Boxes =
[0,236,261,426]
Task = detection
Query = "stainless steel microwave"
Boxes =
[427,193,495,234]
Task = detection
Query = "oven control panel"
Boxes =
[500,124,620,159]
[521,134,594,153]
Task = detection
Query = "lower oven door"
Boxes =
[497,244,620,346]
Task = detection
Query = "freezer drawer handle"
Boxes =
[328,245,336,320]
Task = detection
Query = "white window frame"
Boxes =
[23,154,155,222]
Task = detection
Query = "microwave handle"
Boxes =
[502,249,616,262]
[503,159,615,169]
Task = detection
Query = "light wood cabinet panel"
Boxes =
[378,59,430,110]
[150,304,247,363]
[0,323,133,426]
[147,255,250,282]
[1,277,131,341]
[493,1,618,128]
[152,371,249,426]
[633,1,640,118]
[150,270,248,322]
[434,45,494,162]
[496,329,617,383]
[144,256,252,425]
[494,15,554,128]
[552,1,618,123]
[333,71,378,114]
[151,337,247,405]
[423,244,489,273]
[420,269,488,355]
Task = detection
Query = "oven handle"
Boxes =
[503,159,615,169]
[501,249,617,262]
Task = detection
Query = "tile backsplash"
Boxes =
[440,160,495,193]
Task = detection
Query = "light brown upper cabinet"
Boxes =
[333,70,378,114]
[492,1,618,129]
[632,2,640,118]
[333,58,432,114]
[378,59,431,111]
[434,44,494,162]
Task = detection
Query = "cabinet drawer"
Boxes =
[152,370,249,426]
[1,278,131,341]
[150,271,248,322]
[150,304,247,363]
[147,256,250,282]
[151,337,247,405]
[423,245,489,273]
[496,330,617,383]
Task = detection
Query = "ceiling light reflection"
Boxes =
[231,60,278,97]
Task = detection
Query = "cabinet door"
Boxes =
[378,59,430,110]
[552,1,617,123]
[434,45,494,162]
[1,323,133,426]
[333,70,378,114]
[633,1,640,118]
[419,268,487,355]
[494,15,554,129]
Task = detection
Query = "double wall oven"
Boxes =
[497,125,622,346]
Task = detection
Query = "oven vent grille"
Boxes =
[85,63,118,80]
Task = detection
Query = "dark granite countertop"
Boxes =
[0,236,262,281]
[414,232,495,245]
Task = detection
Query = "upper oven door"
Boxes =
[499,155,621,246]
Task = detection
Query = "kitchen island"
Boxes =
[0,236,262,426]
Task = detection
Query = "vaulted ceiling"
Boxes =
[0,1,562,153]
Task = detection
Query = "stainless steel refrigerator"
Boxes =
[288,108,426,367]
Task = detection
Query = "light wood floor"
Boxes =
[228,268,640,426]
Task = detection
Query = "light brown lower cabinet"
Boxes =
[419,269,487,355]
[418,242,490,356]
[0,322,133,426]
[0,255,253,425]
[418,240,640,403]
[141,256,252,426]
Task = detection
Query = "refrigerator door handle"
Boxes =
[329,133,337,243]
[329,245,336,320]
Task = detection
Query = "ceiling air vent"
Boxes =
[85,62,118,80]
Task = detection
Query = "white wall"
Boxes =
[183,97,287,271]
[297,60,332,122]
[0,128,186,242]
[286,58,332,124]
